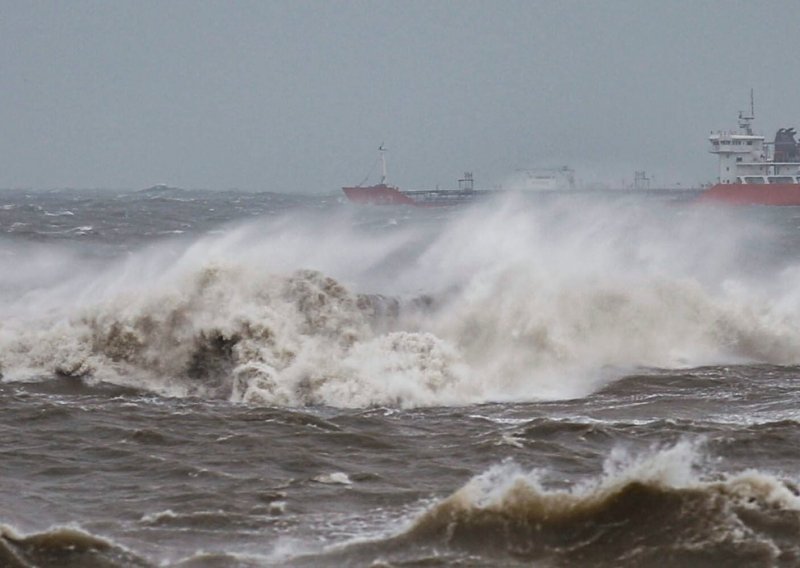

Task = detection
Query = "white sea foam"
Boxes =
[140,509,178,523]
[313,472,353,485]
[289,440,800,564]
[2,197,800,406]
[424,439,800,521]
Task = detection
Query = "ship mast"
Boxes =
[709,90,768,184]
[738,88,755,135]
[379,144,388,184]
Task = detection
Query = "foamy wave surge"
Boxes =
[0,523,148,567]
[345,441,800,566]
[1,197,800,406]
[0,263,474,406]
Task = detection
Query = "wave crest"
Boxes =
[0,524,148,568]
[0,265,478,406]
[308,442,800,566]
[406,443,800,564]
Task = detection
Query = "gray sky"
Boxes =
[2,0,799,192]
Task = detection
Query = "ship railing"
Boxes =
[734,161,800,166]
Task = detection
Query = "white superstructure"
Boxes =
[709,92,800,185]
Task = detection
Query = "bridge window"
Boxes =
[743,176,766,184]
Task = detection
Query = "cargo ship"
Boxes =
[342,146,496,206]
[699,92,800,205]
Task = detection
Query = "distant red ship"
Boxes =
[342,146,495,207]
[342,184,416,206]
[699,92,800,205]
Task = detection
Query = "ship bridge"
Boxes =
[709,91,800,184]
[709,131,766,184]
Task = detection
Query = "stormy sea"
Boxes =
[2,186,800,567]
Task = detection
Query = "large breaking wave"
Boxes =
[6,441,800,567]
[2,195,800,407]
[299,441,800,567]
[0,524,149,568]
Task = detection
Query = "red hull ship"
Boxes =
[342,183,416,205]
[342,146,495,207]
[699,93,800,205]
[698,183,800,205]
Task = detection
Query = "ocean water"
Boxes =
[2,187,800,567]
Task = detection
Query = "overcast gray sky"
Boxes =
[1,1,799,191]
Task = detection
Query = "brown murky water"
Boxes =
[2,188,800,566]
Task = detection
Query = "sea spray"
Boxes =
[2,197,800,405]
[370,441,800,565]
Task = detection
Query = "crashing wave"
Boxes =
[0,265,474,407]
[299,441,800,566]
[3,198,800,406]
[0,524,149,568]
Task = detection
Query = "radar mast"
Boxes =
[738,89,755,135]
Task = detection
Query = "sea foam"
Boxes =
[2,197,800,406]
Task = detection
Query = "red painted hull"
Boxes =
[698,183,800,205]
[342,184,416,205]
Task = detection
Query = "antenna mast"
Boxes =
[379,144,388,184]
[738,88,755,135]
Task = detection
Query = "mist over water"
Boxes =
[1,192,798,405]
[3,189,800,566]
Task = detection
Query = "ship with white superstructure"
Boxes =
[700,91,800,205]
